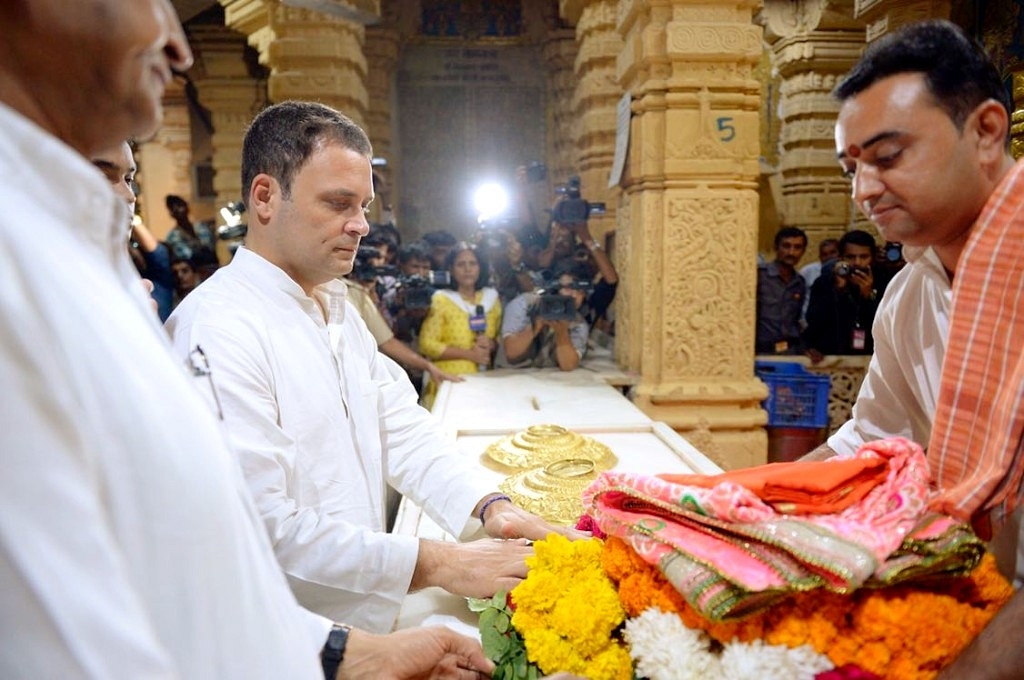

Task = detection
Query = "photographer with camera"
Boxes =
[475,224,539,306]
[534,176,619,330]
[803,229,882,362]
[498,260,592,371]
[346,245,462,389]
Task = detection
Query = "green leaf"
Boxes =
[467,596,491,613]
[495,611,510,633]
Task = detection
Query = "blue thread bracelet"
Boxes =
[479,494,512,525]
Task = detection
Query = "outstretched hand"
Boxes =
[481,497,590,541]
[340,626,494,680]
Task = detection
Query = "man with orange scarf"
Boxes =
[831,20,1023,677]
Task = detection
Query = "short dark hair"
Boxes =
[819,238,839,254]
[838,229,876,253]
[422,230,458,248]
[834,20,1011,135]
[774,226,808,248]
[363,230,390,250]
[165,194,187,210]
[550,258,589,284]
[397,241,431,266]
[241,101,372,209]
[443,242,489,291]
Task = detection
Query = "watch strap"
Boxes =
[321,623,351,680]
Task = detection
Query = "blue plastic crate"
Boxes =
[755,361,831,429]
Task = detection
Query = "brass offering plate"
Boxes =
[499,458,599,525]
[481,424,617,472]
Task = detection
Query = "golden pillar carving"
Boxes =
[763,1,864,257]
[189,24,264,208]
[221,0,375,128]
[1013,70,1024,161]
[561,0,622,244]
[363,19,401,222]
[615,0,767,469]
[542,28,579,185]
[853,0,950,42]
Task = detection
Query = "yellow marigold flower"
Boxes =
[513,535,628,680]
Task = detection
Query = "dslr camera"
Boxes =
[834,261,869,278]
[550,175,606,225]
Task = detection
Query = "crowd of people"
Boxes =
[755,224,908,361]
[3,0,1024,676]
[337,185,620,407]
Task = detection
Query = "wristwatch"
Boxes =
[587,239,601,252]
[321,623,351,680]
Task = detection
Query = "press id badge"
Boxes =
[851,328,867,351]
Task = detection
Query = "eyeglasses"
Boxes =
[187,345,224,420]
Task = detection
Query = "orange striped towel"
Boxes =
[927,158,1024,536]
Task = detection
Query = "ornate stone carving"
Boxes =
[222,0,375,127]
[762,1,863,266]
[617,1,766,468]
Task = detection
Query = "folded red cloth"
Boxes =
[658,457,890,514]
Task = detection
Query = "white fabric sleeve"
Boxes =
[0,312,176,677]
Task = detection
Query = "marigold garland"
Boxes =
[601,537,1014,679]
[510,534,632,680]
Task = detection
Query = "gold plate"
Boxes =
[481,424,617,472]
[499,458,599,525]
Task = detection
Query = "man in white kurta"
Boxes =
[0,101,331,679]
[166,101,558,634]
[818,247,951,458]
[168,247,500,631]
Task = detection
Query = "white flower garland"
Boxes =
[624,608,834,680]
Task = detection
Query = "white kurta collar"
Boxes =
[225,246,349,326]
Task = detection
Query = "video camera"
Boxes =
[530,278,592,322]
[550,175,606,225]
[397,270,451,310]
[351,246,395,282]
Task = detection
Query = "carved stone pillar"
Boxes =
[137,79,193,238]
[221,0,376,128]
[542,28,580,186]
[853,0,949,42]
[561,0,622,244]
[189,24,264,208]
[613,0,767,469]
[364,15,401,222]
[763,1,864,257]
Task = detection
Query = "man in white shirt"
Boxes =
[0,1,493,677]
[807,246,950,459]
[167,100,574,633]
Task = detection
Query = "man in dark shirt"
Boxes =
[756,226,808,354]
[804,230,881,361]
